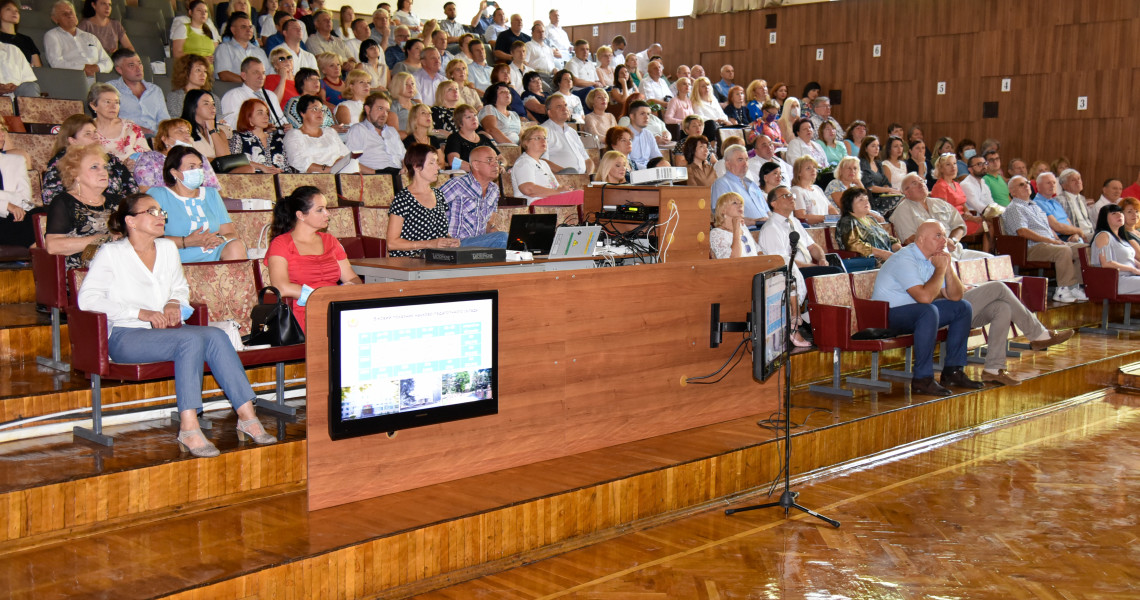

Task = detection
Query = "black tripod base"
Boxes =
[725,490,841,528]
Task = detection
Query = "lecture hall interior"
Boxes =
[1,0,1139,597]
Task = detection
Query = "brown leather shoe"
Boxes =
[982,370,1021,386]
[940,367,984,389]
[911,377,952,396]
[1030,329,1075,351]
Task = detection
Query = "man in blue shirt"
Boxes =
[710,144,768,226]
[871,220,981,396]
[1033,171,1087,243]
[626,100,662,171]
[108,49,168,135]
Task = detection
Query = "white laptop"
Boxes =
[549,226,602,258]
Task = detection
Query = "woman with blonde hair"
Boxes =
[336,5,354,37]
[690,76,729,126]
[87,82,149,165]
[386,71,417,132]
[594,45,615,88]
[42,115,136,205]
[790,155,836,225]
[446,58,482,110]
[825,155,864,206]
[335,69,372,125]
[745,79,769,123]
[403,102,445,163]
[583,87,617,143]
[317,51,346,106]
[137,118,226,190]
[45,144,118,269]
[776,96,800,144]
[511,125,573,204]
[663,76,693,125]
[594,150,629,185]
[430,79,461,134]
[710,192,757,259]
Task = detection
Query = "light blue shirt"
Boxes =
[214,39,269,79]
[1032,193,1072,227]
[468,61,493,91]
[710,172,769,221]
[109,78,169,133]
[628,125,662,171]
[149,186,234,264]
[871,243,939,308]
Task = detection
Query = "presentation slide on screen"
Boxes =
[338,299,494,422]
[764,276,787,364]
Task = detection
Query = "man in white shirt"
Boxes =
[346,18,370,59]
[566,40,600,92]
[639,60,671,103]
[347,92,405,173]
[44,0,112,79]
[215,12,270,83]
[483,8,507,42]
[467,40,492,91]
[545,9,572,59]
[1090,178,1123,223]
[960,154,995,216]
[525,21,559,74]
[1057,168,1095,241]
[757,184,836,296]
[633,43,662,77]
[307,10,356,67]
[413,47,447,105]
[747,135,791,186]
[108,49,167,134]
[507,41,531,94]
[0,148,36,248]
[0,42,39,98]
[540,95,592,174]
[276,19,318,71]
[627,101,663,171]
[220,57,279,128]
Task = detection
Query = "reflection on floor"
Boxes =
[415,391,1140,599]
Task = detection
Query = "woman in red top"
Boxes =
[931,152,982,237]
[265,186,362,331]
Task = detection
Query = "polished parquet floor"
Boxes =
[415,391,1140,599]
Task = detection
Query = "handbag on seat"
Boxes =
[244,286,305,347]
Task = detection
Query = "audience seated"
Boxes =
[711,144,767,225]
[265,184,361,332]
[511,125,574,204]
[790,156,835,225]
[1002,175,1086,302]
[595,150,630,185]
[565,39,600,98]
[307,9,354,67]
[167,55,218,118]
[663,77,693,125]
[1033,171,1088,243]
[931,152,984,238]
[682,136,715,187]
[87,82,149,166]
[79,192,275,458]
[180,88,230,159]
[391,37,423,76]
[817,120,846,167]
[220,57,280,128]
[639,60,671,104]
[172,1,220,61]
[540,94,591,174]
[429,80,460,133]
[691,77,729,127]
[602,126,632,166]
[709,192,758,259]
[757,162,784,198]
[0,0,42,67]
[617,93,671,146]
[274,18,317,70]
[107,50,168,135]
[748,135,791,187]
[403,102,445,162]
[493,14,530,63]
[413,47,447,105]
[836,187,899,267]
[136,118,224,190]
[0,131,38,248]
[479,82,522,145]
[445,103,498,170]
[784,117,827,167]
[1090,178,1122,223]
[44,0,112,81]
[671,115,703,166]
[347,91,405,173]
[387,142,460,256]
[525,21,558,75]
[506,41,532,94]
[358,39,388,91]
[1091,204,1140,294]
[334,69,371,125]
[315,52,347,105]
[386,71,417,131]
[776,97,800,144]
[842,119,867,156]
[148,145,247,262]
[45,144,120,269]
[870,220,981,396]
[284,94,359,173]
[447,58,482,110]
[982,149,1011,207]
[285,68,340,128]
[0,35,39,97]
[439,145,508,247]
[549,70,584,123]
[230,99,291,174]
[487,63,526,118]
[1057,168,1095,241]
[626,100,663,170]
[879,136,907,189]
[43,115,138,205]
[891,173,989,260]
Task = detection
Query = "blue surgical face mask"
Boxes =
[963,148,977,160]
[179,168,205,190]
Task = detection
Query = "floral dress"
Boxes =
[42,149,138,206]
[95,120,150,162]
[45,192,119,269]
[133,151,222,189]
[229,129,294,172]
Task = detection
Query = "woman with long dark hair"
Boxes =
[266,185,361,332]
[179,88,229,159]
[1090,204,1140,294]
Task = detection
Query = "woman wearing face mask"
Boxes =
[134,118,224,192]
[755,99,783,147]
[42,114,138,206]
[147,145,248,262]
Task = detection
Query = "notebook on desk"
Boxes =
[506,214,558,256]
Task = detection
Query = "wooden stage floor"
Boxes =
[414,390,1140,599]
[1,328,1138,598]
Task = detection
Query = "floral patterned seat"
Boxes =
[229,210,274,251]
[488,207,529,234]
[276,174,338,206]
[216,174,278,201]
[5,133,55,167]
[357,206,390,257]
[498,145,521,167]
[337,173,397,207]
[326,206,364,258]
[16,97,83,125]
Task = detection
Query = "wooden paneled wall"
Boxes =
[568,0,1140,191]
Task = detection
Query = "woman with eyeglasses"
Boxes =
[511,125,574,205]
[45,144,119,269]
[78,192,275,459]
[264,46,299,109]
[284,94,360,173]
[148,145,248,262]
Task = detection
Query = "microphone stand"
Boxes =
[726,229,840,528]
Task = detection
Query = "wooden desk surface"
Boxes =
[350,255,631,272]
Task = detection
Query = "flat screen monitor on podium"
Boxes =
[326,290,499,440]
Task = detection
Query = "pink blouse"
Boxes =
[96,120,150,162]
[664,98,693,125]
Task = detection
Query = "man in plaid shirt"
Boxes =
[440,145,508,247]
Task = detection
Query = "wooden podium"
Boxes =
[583,185,713,262]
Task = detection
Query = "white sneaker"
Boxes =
[1070,286,1088,301]
[1053,288,1076,303]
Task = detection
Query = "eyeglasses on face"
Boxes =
[132,207,168,218]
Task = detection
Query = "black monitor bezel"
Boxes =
[752,266,789,382]
[326,289,499,441]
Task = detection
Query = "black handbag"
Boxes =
[211,153,251,174]
[244,286,306,347]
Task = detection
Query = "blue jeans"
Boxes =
[887,299,972,380]
[460,231,508,248]
[108,325,256,413]
[842,257,878,273]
